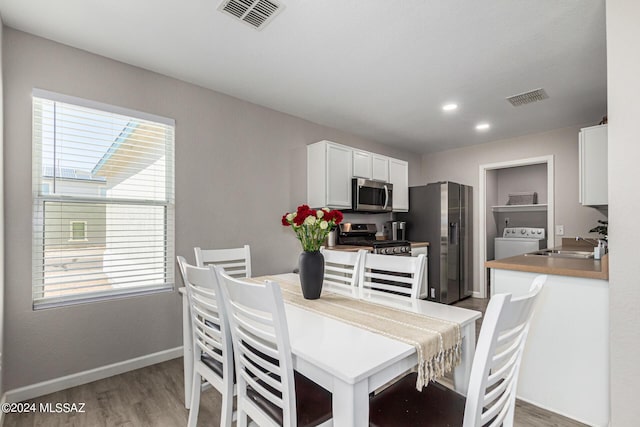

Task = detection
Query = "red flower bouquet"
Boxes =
[281,205,344,252]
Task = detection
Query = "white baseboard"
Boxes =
[4,347,182,404]
[472,291,483,298]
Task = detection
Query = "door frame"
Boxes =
[478,155,554,298]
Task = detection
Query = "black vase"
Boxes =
[298,251,324,300]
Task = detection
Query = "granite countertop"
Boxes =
[329,241,429,252]
[485,247,609,280]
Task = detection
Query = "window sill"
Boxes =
[33,284,174,310]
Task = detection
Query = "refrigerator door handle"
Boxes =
[449,222,459,245]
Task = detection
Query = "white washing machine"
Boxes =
[494,227,547,260]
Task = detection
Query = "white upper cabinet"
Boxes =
[579,124,608,206]
[372,154,389,182]
[353,150,372,178]
[307,141,409,211]
[352,152,393,184]
[307,141,353,209]
[389,158,409,212]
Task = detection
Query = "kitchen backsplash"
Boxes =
[342,212,394,237]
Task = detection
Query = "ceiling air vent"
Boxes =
[506,88,549,107]
[218,0,284,30]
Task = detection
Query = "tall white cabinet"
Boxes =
[579,124,608,206]
[307,140,409,211]
[389,159,409,211]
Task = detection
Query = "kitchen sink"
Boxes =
[524,249,595,259]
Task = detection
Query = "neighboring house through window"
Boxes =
[69,221,88,242]
[32,89,175,308]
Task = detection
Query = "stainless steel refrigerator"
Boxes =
[398,182,472,304]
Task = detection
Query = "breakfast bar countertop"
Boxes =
[485,248,609,280]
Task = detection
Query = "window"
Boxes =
[69,221,88,241]
[32,89,175,308]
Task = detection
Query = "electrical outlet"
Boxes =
[556,225,565,236]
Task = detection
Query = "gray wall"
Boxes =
[2,27,422,391]
[496,163,547,205]
[607,1,640,424]
[420,125,607,293]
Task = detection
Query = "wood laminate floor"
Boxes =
[5,299,586,427]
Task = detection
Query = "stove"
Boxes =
[337,223,412,255]
[371,240,412,255]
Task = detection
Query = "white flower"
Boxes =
[286,213,295,221]
[319,220,329,230]
[322,207,330,212]
[316,210,324,219]
[304,216,316,225]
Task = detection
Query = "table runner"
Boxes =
[253,275,462,390]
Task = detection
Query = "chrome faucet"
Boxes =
[575,236,598,245]
[576,236,608,259]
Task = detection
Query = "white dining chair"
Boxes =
[320,247,367,293]
[177,256,235,427]
[194,245,252,278]
[358,252,426,299]
[215,267,333,427]
[369,275,546,427]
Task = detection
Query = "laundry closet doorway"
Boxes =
[478,156,554,298]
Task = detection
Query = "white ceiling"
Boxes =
[0,0,607,154]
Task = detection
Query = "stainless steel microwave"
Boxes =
[352,178,393,212]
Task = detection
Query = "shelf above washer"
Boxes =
[492,204,548,213]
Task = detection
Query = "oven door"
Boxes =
[370,246,413,295]
[353,178,393,212]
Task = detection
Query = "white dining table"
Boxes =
[180,273,481,427]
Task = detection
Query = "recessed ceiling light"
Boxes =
[442,103,458,112]
[476,123,491,131]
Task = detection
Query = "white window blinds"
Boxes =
[32,89,175,308]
